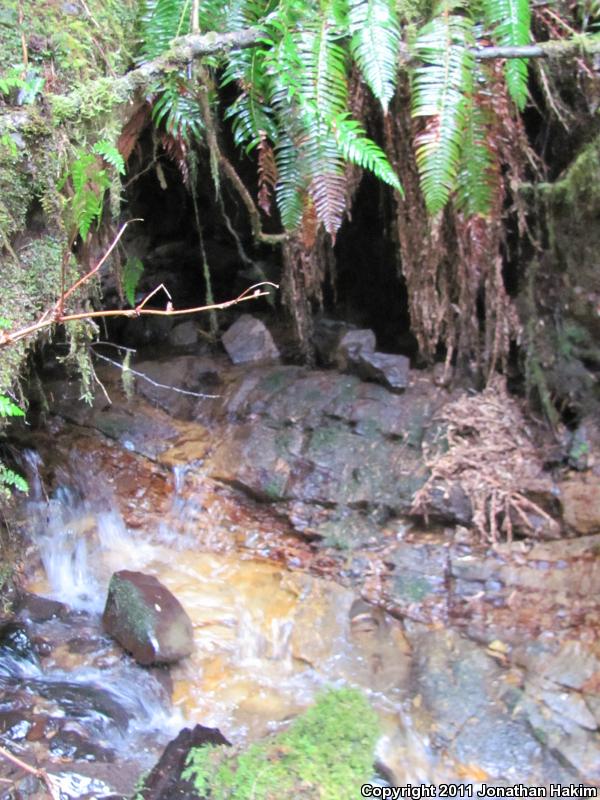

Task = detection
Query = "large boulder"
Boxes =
[103,570,194,665]
[222,314,280,364]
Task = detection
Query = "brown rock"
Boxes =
[103,570,194,666]
[142,724,230,800]
[560,473,600,534]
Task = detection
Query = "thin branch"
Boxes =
[0,746,60,800]
[0,222,279,352]
[472,38,600,59]
[221,157,287,245]
[136,282,172,311]
[59,220,140,308]
[91,350,220,399]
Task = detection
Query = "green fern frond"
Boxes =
[334,113,403,193]
[296,16,348,121]
[412,3,475,213]
[66,150,111,239]
[349,0,401,111]
[122,257,145,306]
[0,395,25,417]
[139,0,190,63]
[0,465,28,494]
[197,0,229,31]
[222,45,278,152]
[274,126,306,230]
[93,140,125,175]
[455,74,499,216]
[484,0,531,109]
[152,77,204,143]
[295,6,349,237]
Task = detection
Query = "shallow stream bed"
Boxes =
[1,359,599,796]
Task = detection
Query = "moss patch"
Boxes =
[182,688,379,800]
[109,574,156,643]
[0,0,137,89]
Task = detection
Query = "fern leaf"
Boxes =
[484,0,531,109]
[309,168,347,240]
[349,0,401,111]
[0,465,28,493]
[334,114,403,193]
[139,0,190,63]
[152,77,204,143]
[295,6,349,237]
[223,42,278,153]
[274,127,306,231]
[66,150,111,239]
[412,3,475,213]
[0,395,25,417]
[93,141,126,175]
[455,72,500,217]
[296,17,348,121]
[123,257,145,306]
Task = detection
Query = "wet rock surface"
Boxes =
[354,350,410,393]
[103,570,194,665]
[140,724,230,800]
[4,353,600,792]
[222,314,280,364]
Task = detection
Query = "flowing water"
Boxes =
[4,450,427,791]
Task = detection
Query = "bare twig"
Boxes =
[0,745,60,800]
[91,350,220,399]
[0,218,279,349]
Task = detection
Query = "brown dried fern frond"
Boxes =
[412,377,559,542]
[257,134,278,217]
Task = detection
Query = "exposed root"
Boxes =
[412,377,558,542]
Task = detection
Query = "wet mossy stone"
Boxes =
[103,570,194,666]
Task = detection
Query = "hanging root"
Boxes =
[411,376,559,542]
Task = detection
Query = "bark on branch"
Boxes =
[2,29,596,135]
[472,38,600,59]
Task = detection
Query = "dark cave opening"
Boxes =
[333,173,417,358]
[103,127,417,363]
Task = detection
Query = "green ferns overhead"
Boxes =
[138,0,534,234]
[139,0,403,238]
[412,3,475,214]
[485,0,532,110]
[412,0,531,214]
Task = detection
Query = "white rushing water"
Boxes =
[16,449,445,787]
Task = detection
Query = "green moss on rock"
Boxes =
[182,688,380,800]
[108,575,155,643]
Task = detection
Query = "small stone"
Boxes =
[168,320,199,348]
[355,351,410,393]
[421,481,473,526]
[222,315,280,364]
[18,592,68,623]
[335,329,376,370]
[103,570,194,665]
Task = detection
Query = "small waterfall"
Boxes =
[236,608,294,671]
[20,448,45,501]
[271,618,293,666]
[35,505,150,613]
[40,524,99,612]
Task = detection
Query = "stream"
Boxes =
[1,350,600,797]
